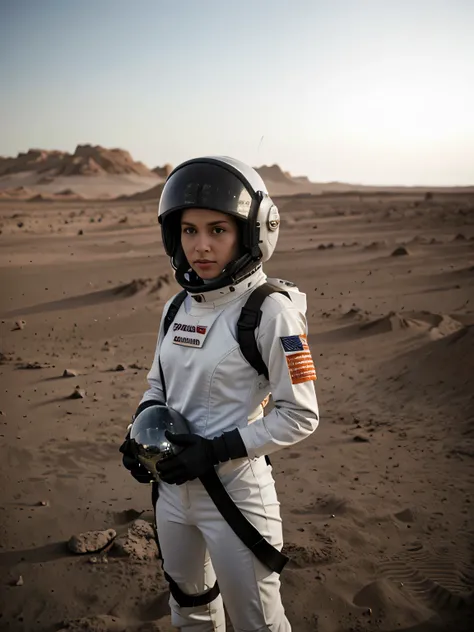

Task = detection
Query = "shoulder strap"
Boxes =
[160,290,187,402]
[237,283,290,380]
[163,290,187,336]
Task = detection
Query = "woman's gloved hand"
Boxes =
[119,400,165,484]
[157,428,247,485]
[119,433,153,484]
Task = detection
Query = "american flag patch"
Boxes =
[280,334,316,385]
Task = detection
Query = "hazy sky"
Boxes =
[1,0,473,185]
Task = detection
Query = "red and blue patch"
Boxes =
[280,334,316,384]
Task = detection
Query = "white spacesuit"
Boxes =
[129,156,319,631]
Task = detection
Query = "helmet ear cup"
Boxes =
[255,196,280,262]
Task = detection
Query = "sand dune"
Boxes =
[1,190,473,631]
[385,324,474,407]
[120,182,165,201]
[359,310,465,337]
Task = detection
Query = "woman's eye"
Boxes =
[213,226,225,234]
[182,227,195,234]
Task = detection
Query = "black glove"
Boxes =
[156,428,247,485]
[119,399,165,484]
[119,433,153,484]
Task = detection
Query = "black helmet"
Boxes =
[129,405,190,480]
[158,156,280,293]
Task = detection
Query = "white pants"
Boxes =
[155,456,291,631]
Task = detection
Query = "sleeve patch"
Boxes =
[280,335,317,384]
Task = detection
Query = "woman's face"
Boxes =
[180,208,240,280]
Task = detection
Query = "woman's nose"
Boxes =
[195,235,211,252]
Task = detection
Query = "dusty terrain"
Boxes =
[1,190,473,632]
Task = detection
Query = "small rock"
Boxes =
[38,500,49,507]
[15,575,24,586]
[77,229,83,235]
[391,246,409,256]
[118,216,128,224]
[114,519,158,560]
[17,221,24,228]
[12,320,26,331]
[69,387,86,400]
[353,433,371,443]
[129,363,144,370]
[453,233,466,241]
[18,361,45,369]
[115,364,125,371]
[62,369,77,378]
[68,528,116,554]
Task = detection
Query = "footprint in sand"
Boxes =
[283,530,345,569]
[293,493,365,518]
[57,614,172,631]
[378,538,474,612]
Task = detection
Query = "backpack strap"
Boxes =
[163,289,187,336]
[160,290,187,402]
[237,283,290,380]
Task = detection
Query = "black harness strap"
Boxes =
[158,284,290,575]
[159,290,187,402]
[164,289,187,335]
[237,283,290,380]
[151,482,220,607]
[199,471,288,574]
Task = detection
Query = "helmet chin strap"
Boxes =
[175,252,261,294]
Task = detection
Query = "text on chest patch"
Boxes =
[173,323,208,334]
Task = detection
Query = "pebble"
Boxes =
[62,369,77,378]
[69,387,86,399]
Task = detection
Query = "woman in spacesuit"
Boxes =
[121,156,319,631]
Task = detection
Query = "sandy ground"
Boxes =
[0,192,473,632]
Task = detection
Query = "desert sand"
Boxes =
[1,169,474,632]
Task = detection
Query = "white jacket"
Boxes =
[139,267,319,459]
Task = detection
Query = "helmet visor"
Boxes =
[159,162,255,221]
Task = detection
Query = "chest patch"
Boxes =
[171,310,220,348]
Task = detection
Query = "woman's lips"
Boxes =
[194,261,215,269]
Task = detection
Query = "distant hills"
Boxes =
[0,145,472,201]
